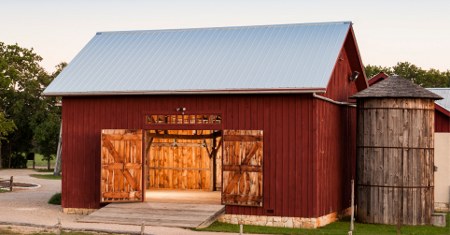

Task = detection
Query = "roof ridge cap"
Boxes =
[97,21,352,35]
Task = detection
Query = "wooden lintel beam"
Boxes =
[223,165,262,172]
[147,133,216,140]
[150,142,205,147]
[223,135,262,142]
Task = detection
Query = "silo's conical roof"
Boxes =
[351,75,442,99]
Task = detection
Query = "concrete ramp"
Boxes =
[78,202,225,228]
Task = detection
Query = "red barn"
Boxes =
[44,22,368,228]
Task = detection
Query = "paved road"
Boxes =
[0,169,242,235]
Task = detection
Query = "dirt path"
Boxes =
[0,169,241,235]
[0,169,64,226]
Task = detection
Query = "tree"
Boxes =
[31,63,65,169]
[365,62,450,88]
[32,106,60,169]
[0,111,16,168]
[0,42,61,168]
[364,64,392,78]
[392,62,450,87]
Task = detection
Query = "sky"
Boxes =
[1,0,449,73]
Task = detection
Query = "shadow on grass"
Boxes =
[29,174,61,180]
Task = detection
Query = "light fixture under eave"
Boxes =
[349,71,360,81]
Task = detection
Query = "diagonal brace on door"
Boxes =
[224,142,261,194]
[102,135,139,191]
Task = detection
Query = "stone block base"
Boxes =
[339,207,353,218]
[434,202,449,212]
[218,212,337,229]
[431,213,447,227]
[63,208,96,215]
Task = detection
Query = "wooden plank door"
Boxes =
[101,129,143,203]
[222,130,263,207]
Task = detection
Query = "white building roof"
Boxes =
[428,88,450,112]
[44,22,352,96]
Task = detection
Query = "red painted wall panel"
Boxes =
[62,94,320,217]
[315,43,359,216]
[314,100,356,216]
[435,109,450,132]
[324,47,359,102]
[62,95,357,217]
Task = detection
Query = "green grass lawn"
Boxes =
[197,214,450,235]
[29,174,61,180]
[26,153,56,169]
[34,168,55,173]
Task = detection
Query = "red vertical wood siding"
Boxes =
[340,28,367,92]
[62,95,357,217]
[435,108,450,132]
[314,45,359,216]
[62,94,319,217]
[324,47,359,102]
[314,100,356,216]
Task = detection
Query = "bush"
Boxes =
[1,153,28,168]
[48,192,61,205]
[10,154,27,168]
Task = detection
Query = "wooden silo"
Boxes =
[352,75,442,225]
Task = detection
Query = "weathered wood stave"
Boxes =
[356,98,434,225]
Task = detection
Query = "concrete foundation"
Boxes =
[434,202,449,212]
[218,212,338,229]
[431,213,446,227]
[63,208,96,215]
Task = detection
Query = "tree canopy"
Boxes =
[0,42,61,168]
[365,62,450,88]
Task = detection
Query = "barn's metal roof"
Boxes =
[44,22,352,96]
[352,75,442,100]
[427,88,450,111]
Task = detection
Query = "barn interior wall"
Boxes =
[145,129,218,190]
[61,94,318,217]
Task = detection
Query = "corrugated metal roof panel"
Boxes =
[44,22,352,95]
[427,88,450,111]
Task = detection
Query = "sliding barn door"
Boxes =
[101,129,143,203]
[222,130,263,207]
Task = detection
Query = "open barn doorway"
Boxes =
[144,130,222,205]
[99,128,263,207]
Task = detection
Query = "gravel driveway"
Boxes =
[0,169,240,235]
